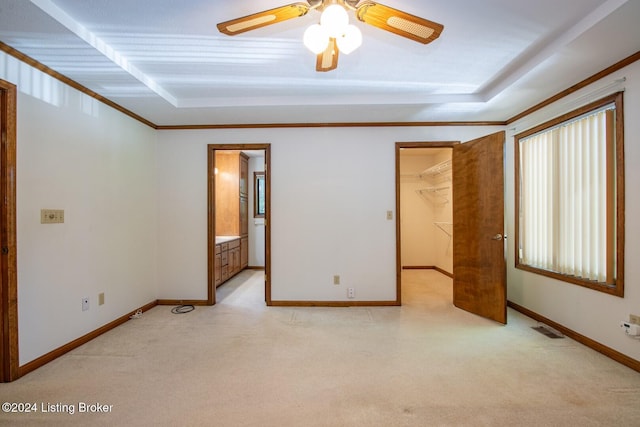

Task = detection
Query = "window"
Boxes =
[254,172,265,218]
[515,92,624,296]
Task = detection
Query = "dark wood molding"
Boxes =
[434,267,454,278]
[207,146,217,306]
[0,42,157,129]
[270,300,400,307]
[18,301,158,378]
[156,300,209,306]
[395,141,460,148]
[508,300,640,373]
[402,266,436,269]
[507,50,640,124]
[0,79,18,382]
[247,266,266,271]
[395,143,402,306]
[157,122,506,130]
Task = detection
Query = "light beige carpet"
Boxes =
[1,269,639,426]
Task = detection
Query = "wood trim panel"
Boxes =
[0,42,156,129]
[402,266,436,269]
[264,146,272,305]
[507,301,640,373]
[434,267,454,278]
[18,301,158,378]
[0,79,18,382]
[156,300,209,306]
[270,300,400,307]
[507,50,640,124]
[207,146,216,305]
[158,122,505,130]
[395,143,402,305]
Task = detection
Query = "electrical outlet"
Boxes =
[333,275,340,285]
[82,297,89,311]
[41,209,64,224]
[629,314,640,325]
[347,287,355,299]
[98,293,105,306]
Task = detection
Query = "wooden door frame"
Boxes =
[0,79,19,382]
[395,141,459,305]
[207,144,271,305]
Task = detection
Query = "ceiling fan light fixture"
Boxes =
[303,24,330,54]
[217,1,443,72]
[320,4,349,38]
[336,24,362,54]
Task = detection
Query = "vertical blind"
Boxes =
[519,107,614,283]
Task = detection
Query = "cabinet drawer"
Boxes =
[220,243,229,252]
[228,239,240,249]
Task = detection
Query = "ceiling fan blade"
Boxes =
[217,3,310,36]
[355,1,444,44]
[316,38,339,72]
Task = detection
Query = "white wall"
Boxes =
[155,126,501,302]
[506,61,640,361]
[1,52,158,365]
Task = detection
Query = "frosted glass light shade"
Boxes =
[336,24,362,54]
[303,24,330,54]
[320,5,349,38]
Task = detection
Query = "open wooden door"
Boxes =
[452,131,506,324]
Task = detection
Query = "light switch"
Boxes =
[386,211,393,220]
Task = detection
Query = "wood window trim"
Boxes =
[514,92,625,297]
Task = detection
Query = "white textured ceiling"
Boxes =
[0,0,638,126]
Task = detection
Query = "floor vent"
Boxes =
[531,324,564,339]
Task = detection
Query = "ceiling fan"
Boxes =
[217,0,444,72]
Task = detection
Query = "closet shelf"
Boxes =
[433,222,453,237]
[419,159,451,180]
[417,186,450,204]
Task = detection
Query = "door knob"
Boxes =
[492,233,503,241]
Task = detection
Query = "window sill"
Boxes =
[515,263,623,298]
